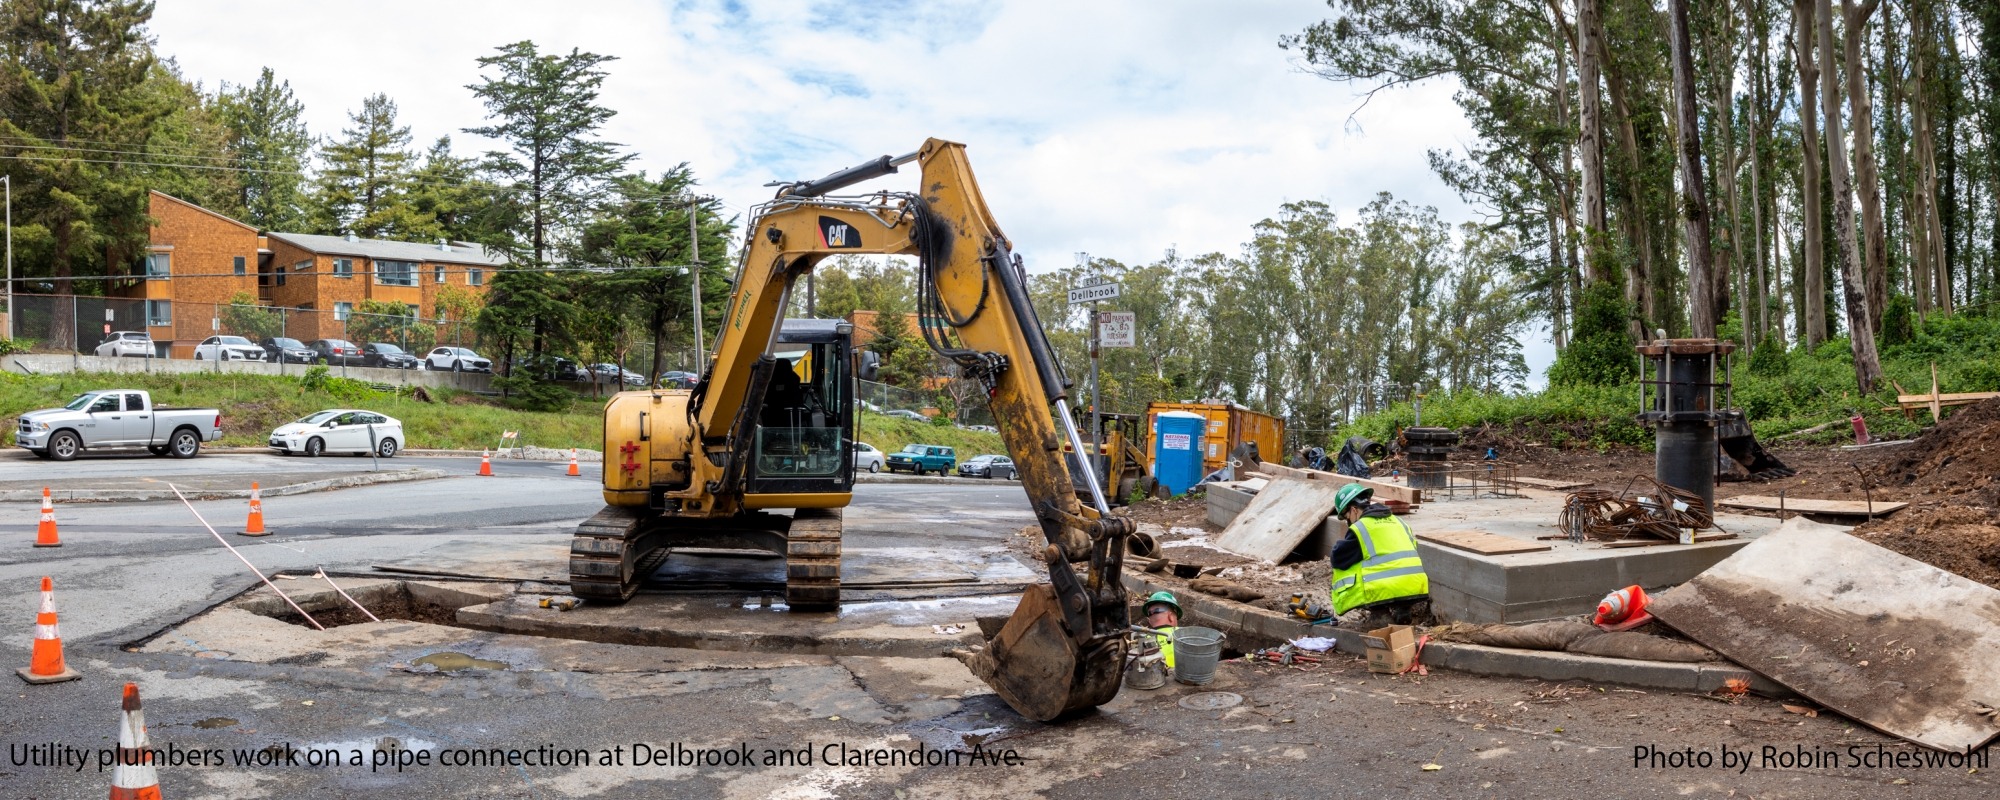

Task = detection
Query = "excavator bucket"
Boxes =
[1717,412,1796,480]
[964,585,1125,721]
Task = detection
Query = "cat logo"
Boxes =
[818,216,861,249]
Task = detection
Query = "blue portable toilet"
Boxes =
[1153,411,1208,496]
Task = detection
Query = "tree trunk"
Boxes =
[1749,0,1770,344]
[1843,0,1887,334]
[1670,0,1718,338]
[1577,0,1608,284]
[1817,0,1882,393]
[1598,35,1654,336]
[1794,0,1827,347]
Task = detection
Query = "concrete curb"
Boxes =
[2,468,450,503]
[1123,573,1791,697]
[198,446,604,462]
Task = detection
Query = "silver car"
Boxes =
[852,441,885,473]
[94,331,155,358]
[270,409,404,458]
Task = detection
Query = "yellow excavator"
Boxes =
[571,139,1135,721]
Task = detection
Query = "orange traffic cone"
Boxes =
[478,449,493,477]
[567,448,581,477]
[18,576,80,684]
[239,481,270,537]
[1593,585,1655,631]
[109,683,162,800]
[34,487,60,547]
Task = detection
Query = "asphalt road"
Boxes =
[0,456,1988,798]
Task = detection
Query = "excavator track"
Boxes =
[784,508,842,610]
[568,505,657,602]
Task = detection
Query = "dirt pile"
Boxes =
[1851,504,2000,590]
[1874,398,2000,506]
[1119,493,1211,528]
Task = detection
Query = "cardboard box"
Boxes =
[1364,624,1418,674]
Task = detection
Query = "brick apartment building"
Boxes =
[127,192,500,357]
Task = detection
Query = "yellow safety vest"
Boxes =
[1329,515,1429,615]
[1154,626,1176,670]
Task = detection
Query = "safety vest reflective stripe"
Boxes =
[1365,564,1427,581]
[1358,549,1417,568]
[1331,576,1356,592]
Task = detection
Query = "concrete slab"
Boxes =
[1209,485,1804,623]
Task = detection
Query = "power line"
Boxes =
[0,263,709,285]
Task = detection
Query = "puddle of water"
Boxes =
[193,717,238,729]
[834,595,1020,624]
[411,652,509,672]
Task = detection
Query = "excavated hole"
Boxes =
[240,580,491,630]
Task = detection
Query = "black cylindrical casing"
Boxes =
[1655,423,1717,511]
[1404,427,1458,490]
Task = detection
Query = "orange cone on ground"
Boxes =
[478,449,493,477]
[34,487,60,547]
[109,683,162,800]
[17,576,80,684]
[238,481,270,537]
[567,448,581,477]
[1593,585,1655,631]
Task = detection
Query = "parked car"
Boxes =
[884,409,928,421]
[852,441,885,473]
[260,337,319,364]
[590,363,648,386]
[15,389,222,461]
[94,331,156,359]
[269,409,402,458]
[658,371,700,389]
[426,347,491,372]
[310,339,365,366]
[361,343,421,370]
[958,454,1016,479]
[885,444,955,475]
[192,335,266,362]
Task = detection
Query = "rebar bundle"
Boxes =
[1559,478,1714,542]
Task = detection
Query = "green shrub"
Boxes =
[1547,281,1636,387]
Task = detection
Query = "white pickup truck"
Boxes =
[15,390,224,461]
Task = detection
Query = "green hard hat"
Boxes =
[1143,591,1180,615]
[1333,483,1375,515]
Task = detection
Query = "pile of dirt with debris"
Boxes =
[1872,398,2000,506]
[1119,493,1212,529]
[1851,504,2000,590]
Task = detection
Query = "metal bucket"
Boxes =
[1171,626,1226,685]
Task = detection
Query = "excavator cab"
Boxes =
[745,320,857,497]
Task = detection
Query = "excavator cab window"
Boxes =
[750,322,853,488]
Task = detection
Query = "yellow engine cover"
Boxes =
[602,389,695,507]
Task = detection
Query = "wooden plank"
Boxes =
[1256,462,1421,504]
[1892,391,2000,405]
[1414,529,1552,555]
[1211,478,1345,563]
[1651,518,2000,752]
[1494,475,1592,491]
[1717,495,1907,518]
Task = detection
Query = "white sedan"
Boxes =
[269,410,403,457]
[852,441,885,473]
[95,331,155,358]
[193,335,266,361]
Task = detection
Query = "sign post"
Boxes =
[1068,267,1123,453]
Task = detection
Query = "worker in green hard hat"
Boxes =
[1142,591,1181,671]
[1328,483,1430,627]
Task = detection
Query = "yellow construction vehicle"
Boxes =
[571,139,1135,721]
[1066,412,1156,506]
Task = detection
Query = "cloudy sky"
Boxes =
[152,0,1553,379]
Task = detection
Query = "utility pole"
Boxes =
[687,196,705,373]
[3,174,11,341]
[1079,252,1100,452]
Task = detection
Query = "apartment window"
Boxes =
[146,300,171,326]
[145,252,171,279]
[275,265,287,287]
[434,264,446,284]
[469,268,484,286]
[333,258,353,278]
[377,260,416,287]
[233,256,246,276]
[335,302,353,321]
[404,304,420,317]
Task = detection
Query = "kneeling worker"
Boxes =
[1329,483,1429,626]
[1142,591,1181,671]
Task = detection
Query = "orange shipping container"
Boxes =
[1142,402,1284,476]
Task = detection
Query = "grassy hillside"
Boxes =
[0,369,1010,456]
[0,370,600,451]
[1338,313,2000,451]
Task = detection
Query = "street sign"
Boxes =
[1068,282,1122,305]
[1098,311,1135,348]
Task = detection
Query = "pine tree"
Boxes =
[310,93,416,237]
[215,67,310,231]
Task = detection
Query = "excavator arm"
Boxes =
[671,139,1134,720]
